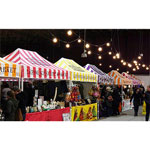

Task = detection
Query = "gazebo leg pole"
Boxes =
[21,78,24,91]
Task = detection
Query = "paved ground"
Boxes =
[99,106,145,121]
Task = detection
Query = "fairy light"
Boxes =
[138,56,141,60]
[139,63,141,66]
[67,30,72,36]
[98,55,102,59]
[108,51,112,55]
[128,63,132,68]
[116,53,120,59]
[109,65,112,68]
[106,42,110,47]
[66,43,70,48]
[133,68,136,71]
[121,60,124,63]
[99,63,102,66]
[113,56,116,59]
[133,60,137,64]
[52,37,58,43]
[146,67,149,70]
[117,68,119,71]
[77,38,82,43]
[85,43,90,49]
[142,64,146,68]
[127,71,129,74]
[87,50,92,55]
[123,62,126,65]
[98,47,103,52]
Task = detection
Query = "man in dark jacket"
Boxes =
[12,86,26,121]
[3,91,18,121]
[130,88,142,116]
[145,85,150,121]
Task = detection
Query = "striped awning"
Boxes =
[55,58,97,82]
[122,72,141,85]
[0,57,21,78]
[84,64,113,85]
[4,48,70,80]
[108,70,132,85]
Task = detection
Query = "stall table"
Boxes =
[25,107,70,121]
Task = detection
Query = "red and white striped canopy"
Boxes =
[4,48,70,80]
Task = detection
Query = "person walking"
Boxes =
[145,85,150,121]
[130,88,142,116]
[12,86,27,121]
[3,91,18,121]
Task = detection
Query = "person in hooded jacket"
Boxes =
[130,88,142,116]
[145,85,150,121]
[3,90,18,121]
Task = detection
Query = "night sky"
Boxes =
[0,29,150,75]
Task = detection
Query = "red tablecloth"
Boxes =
[25,107,70,121]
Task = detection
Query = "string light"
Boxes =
[85,43,90,49]
[127,71,129,74]
[121,60,124,63]
[87,50,92,55]
[106,42,110,47]
[116,53,120,59]
[133,60,137,64]
[98,55,102,59]
[128,63,132,68]
[133,68,136,71]
[142,64,146,68]
[99,63,102,66]
[67,30,72,36]
[77,38,82,43]
[117,68,119,71]
[139,63,141,66]
[66,43,70,48]
[108,51,112,55]
[113,56,116,59]
[123,62,126,65]
[146,67,149,70]
[52,37,58,43]
[138,56,141,60]
[98,47,103,52]
[109,65,112,68]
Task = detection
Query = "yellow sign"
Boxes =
[71,103,97,121]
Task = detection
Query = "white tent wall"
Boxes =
[135,75,150,89]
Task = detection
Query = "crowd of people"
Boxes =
[0,82,34,121]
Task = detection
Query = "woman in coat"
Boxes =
[130,88,142,116]
[3,91,18,121]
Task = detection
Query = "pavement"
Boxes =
[99,106,146,121]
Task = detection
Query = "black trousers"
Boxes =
[146,103,150,121]
[134,105,139,116]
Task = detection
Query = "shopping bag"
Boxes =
[142,101,146,115]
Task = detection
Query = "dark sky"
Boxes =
[0,29,150,75]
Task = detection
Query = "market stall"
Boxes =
[4,48,71,121]
[108,70,132,112]
[55,58,98,121]
[84,64,113,85]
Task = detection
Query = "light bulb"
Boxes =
[138,56,141,60]
[108,51,112,55]
[98,55,102,59]
[128,63,132,68]
[123,62,126,66]
[87,50,92,55]
[113,56,116,59]
[116,53,120,59]
[67,30,72,36]
[78,38,81,43]
[106,42,110,47]
[52,37,58,43]
[66,43,70,48]
[99,63,102,66]
[121,60,124,63]
[133,60,137,64]
[142,64,146,68]
[146,67,149,70]
[139,63,141,66]
[109,65,112,68]
[133,68,136,71]
[127,71,129,74]
[117,68,119,71]
[98,47,103,52]
[85,43,90,49]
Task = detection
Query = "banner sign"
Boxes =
[71,103,97,121]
